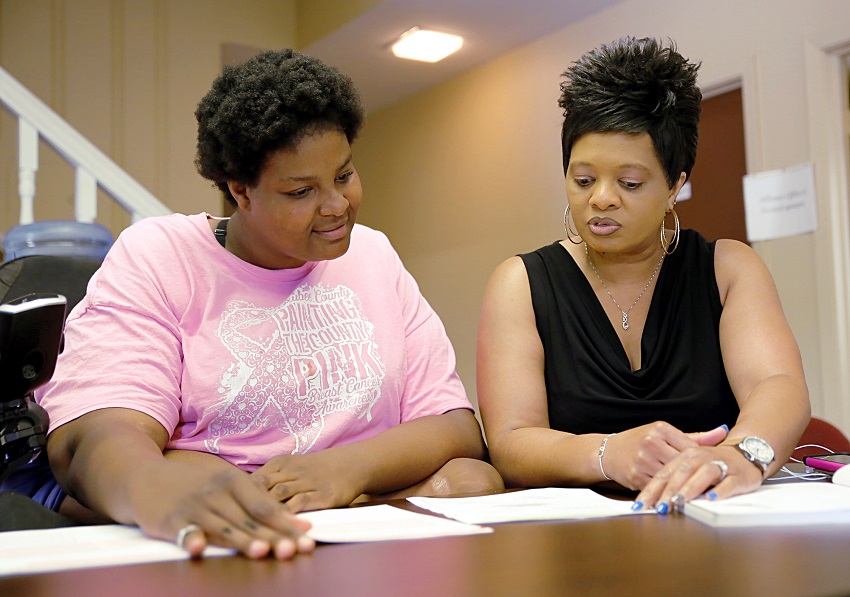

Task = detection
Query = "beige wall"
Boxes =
[295,0,381,48]
[0,0,297,236]
[354,0,850,434]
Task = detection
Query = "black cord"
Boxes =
[214,219,228,247]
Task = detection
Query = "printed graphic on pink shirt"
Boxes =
[207,284,386,454]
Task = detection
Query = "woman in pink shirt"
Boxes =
[41,49,502,559]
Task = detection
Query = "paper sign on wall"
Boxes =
[742,163,817,242]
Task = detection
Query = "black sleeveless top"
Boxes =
[519,229,739,434]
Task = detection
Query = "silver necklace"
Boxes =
[584,243,665,331]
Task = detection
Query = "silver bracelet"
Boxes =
[598,432,617,481]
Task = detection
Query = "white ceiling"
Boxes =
[302,0,625,113]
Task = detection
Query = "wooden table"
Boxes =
[2,496,849,597]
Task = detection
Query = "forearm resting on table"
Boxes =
[48,410,169,525]
[333,408,486,496]
[722,373,810,474]
[489,426,609,488]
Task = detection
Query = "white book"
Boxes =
[683,482,850,528]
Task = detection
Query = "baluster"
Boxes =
[74,168,97,223]
[18,118,38,225]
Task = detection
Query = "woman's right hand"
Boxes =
[602,422,728,490]
[133,452,315,559]
[134,459,315,559]
[48,409,314,560]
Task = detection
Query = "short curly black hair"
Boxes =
[559,37,702,188]
[195,49,365,204]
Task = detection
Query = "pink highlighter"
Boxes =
[803,452,850,473]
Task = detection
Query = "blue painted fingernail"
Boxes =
[707,491,718,500]
[720,424,729,433]
[631,501,643,511]
[657,503,669,515]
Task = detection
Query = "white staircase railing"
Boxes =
[0,65,171,227]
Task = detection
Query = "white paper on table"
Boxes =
[299,504,492,542]
[408,488,649,524]
[0,524,234,578]
[0,505,490,577]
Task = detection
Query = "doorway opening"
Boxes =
[679,86,748,243]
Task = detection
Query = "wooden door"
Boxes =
[676,88,748,243]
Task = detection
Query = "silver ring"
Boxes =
[709,460,729,482]
[176,523,202,548]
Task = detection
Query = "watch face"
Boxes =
[742,437,775,463]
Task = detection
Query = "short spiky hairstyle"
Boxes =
[195,49,365,203]
[558,37,702,188]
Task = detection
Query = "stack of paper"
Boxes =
[683,482,850,527]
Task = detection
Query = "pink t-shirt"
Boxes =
[39,213,471,470]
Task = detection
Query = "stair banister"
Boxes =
[0,65,171,225]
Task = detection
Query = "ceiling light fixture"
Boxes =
[391,27,463,63]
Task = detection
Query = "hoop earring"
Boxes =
[564,206,582,245]
[660,208,680,255]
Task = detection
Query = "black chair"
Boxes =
[0,254,102,310]
[0,254,103,531]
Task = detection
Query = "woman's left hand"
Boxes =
[633,445,765,514]
[251,450,365,513]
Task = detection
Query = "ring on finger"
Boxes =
[709,460,729,482]
[176,523,203,548]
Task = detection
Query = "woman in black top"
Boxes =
[477,37,810,514]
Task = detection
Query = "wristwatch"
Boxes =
[734,436,775,475]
